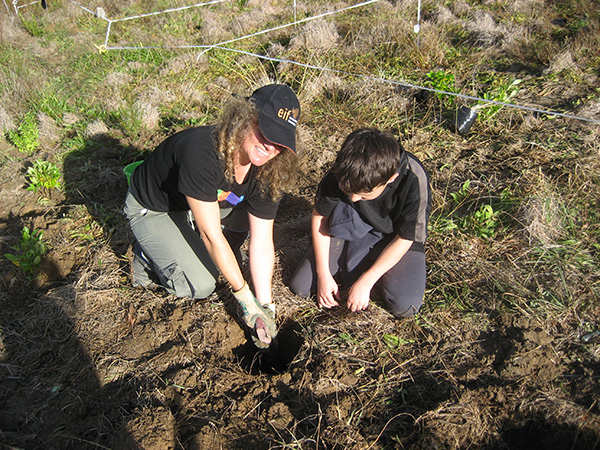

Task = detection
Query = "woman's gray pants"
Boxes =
[124,190,247,299]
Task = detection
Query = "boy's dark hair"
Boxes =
[332,128,403,194]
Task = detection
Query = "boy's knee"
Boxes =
[288,259,316,298]
[377,276,425,318]
[382,292,423,318]
[387,302,421,318]
[289,275,310,298]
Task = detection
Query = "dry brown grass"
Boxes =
[289,18,340,53]
[518,171,567,244]
[0,105,15,132]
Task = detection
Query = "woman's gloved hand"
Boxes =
[232,282,277,348]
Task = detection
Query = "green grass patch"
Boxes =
[20,17,46,37]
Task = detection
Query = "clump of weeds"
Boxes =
[7,112,39,154]
[4,226,47,279]
[26,159,62,197]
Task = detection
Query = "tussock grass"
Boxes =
[289,18,340,53]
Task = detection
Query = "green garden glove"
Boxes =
[232,282,277,349]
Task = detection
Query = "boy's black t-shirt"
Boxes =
[315,151,431,243]
[130,126,279,220]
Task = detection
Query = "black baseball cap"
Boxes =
[249,84,300,154]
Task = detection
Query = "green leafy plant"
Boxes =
[425,70,457,108]
[431,181,504,239]
[435,203,501,239]
[4,227,47,277]
[7,112,40,153]
[464,204,500,238]
[476,78,522,120]
[429,180,471,235]
[425,72,521,123]
[450,180,471,205]
[27,160,62,195]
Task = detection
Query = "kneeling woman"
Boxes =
[124,84,301,347]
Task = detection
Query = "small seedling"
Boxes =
[117,103,144,136]
[4,226,47,277]
[27,160,62,195]
[450,180,471,205]
[465,204,500,238]
[338,332,364,348]
[7,113,40,153]
[20,18,45,37]
[432,197,501,239]
[428,216,459,234]
[382,334,415,349]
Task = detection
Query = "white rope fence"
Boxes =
[12,0,37,13]
[10,0,600,125]
[208,45,600,125]
[63,0,227,49]
[196,0,381,55]
[82,0,380,52]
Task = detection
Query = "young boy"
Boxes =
[290,128,430,318]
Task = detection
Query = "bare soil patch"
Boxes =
[1,149,598,448]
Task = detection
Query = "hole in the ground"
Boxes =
[232,319,304,375]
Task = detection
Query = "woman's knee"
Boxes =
[157,261,216,299]
[188,277,216,299]
[185,271,217,299]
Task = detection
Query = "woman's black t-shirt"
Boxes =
[130,126,279,220]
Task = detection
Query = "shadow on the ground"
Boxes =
[61,132,141,260]
[0,282,139,449]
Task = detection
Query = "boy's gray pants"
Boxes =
[289,235,426,318]
[124,190,247,299]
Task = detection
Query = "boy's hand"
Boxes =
[317,272,341,309]
[347,279,372,312]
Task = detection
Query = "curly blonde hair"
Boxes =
[215,95,299,200]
